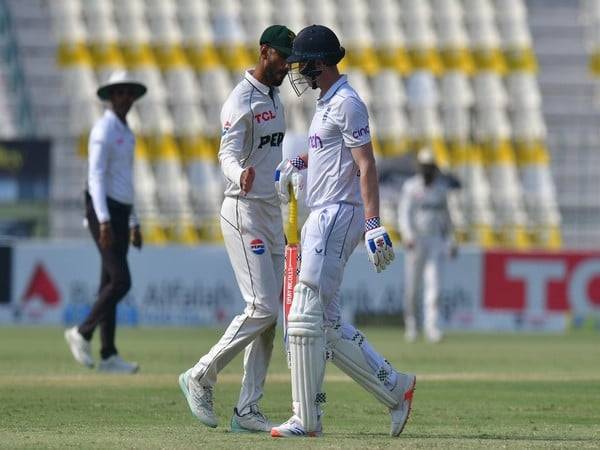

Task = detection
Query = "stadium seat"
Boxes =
[81,0,124,77]
[369,0,411,73]
[463,0,507,73]
[506,72,541,110]
[176,0,221,70]
[271,0,305,36]
[406,70,449,166]
[304,0,337,34]
[473,72,508,108]
[371,70,406,107]
[239,0,272,56]
[431,0,474,73]
[127,111,169,244]
[210,0,252,71]
[338,0,380,75]
[582,0,600,75]
[401,0,443,74]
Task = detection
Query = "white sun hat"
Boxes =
[417,147,436,165]
[96,70,147,101]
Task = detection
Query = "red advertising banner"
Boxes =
[484,251,600,315]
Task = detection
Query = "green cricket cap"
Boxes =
[260,25,295,57]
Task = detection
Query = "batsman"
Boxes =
[272,25,416,438]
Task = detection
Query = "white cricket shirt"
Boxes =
[219,70,286,205]
[87,109,136,223]
[305,75,371,209]
[399,175,453,241]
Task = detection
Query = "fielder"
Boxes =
[271,25,416,438]
[399,148,457,343]
[178,25,295,432]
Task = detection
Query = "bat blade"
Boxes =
[283,243,299,342]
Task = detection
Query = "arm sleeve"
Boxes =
[340,96,372,148]
[88,126,111,223]
[218,100,249,188]
[398,182,415,242]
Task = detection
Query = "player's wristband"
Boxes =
[290,156,307,170]
[365,216,381,232]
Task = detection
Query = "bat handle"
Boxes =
[288,188,298,244]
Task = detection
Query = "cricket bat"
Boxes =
[283,189,299,357]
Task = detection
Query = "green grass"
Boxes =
[1,327,599,449]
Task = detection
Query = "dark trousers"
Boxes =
[79,192,132,359]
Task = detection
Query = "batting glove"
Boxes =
[274,157,305,204]
[364,217,395,273]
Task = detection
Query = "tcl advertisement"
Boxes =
[480,251,600,331]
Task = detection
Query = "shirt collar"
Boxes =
[245,70,277,97]
[105,108,130,132]
[318,75,348,104]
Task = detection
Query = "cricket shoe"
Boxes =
[64,327,94,368]
[425,328,443,343]
[389,373,416,437]
[230,405,273,432]
[178,369,218,428]
[97,354,139,374]
[404,317,418,343]
[271,415,322,438]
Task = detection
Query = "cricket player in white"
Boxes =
[399,148,457,343]
[178,25,295,433]
[271,25,416,438]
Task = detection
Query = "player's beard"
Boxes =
[265,65,288,87]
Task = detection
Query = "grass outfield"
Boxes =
[1,327,599,449]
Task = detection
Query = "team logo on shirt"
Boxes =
[250,238,265,255]
[352,125,370,139]
[222,121,231,136]
[309,133,323,149]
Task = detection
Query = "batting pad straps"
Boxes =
[288,283,326,433]
[325,323,400,409]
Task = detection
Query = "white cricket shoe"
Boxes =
[64,327,94,368]
[389,373,416,437]
[97,355,139,374]
[230,405,273,432]
[271,415,322,438]
[178,369,218,428]
[425,328,443,343]
[404,317,418,343]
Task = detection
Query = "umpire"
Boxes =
[65,70,146,373]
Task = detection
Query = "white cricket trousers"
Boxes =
[300,202,399,391]
[404,235,446,335]
[191,196,284,412]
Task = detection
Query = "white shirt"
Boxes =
[399,175,453,242]
[87,109,137,224]
[218,70,286,205]
[305,75,371,209]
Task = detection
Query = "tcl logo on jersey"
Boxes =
[352,125,370,139]
[250,239,265,255]
[254,110,276,123]
[258,132,284,149]
[483,252,600,314]
[309,133,323,149]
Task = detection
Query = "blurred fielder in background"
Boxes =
[64,70,145,374]
[178,25,295,433]
[272,25,416,438]
[399,147,457,343]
